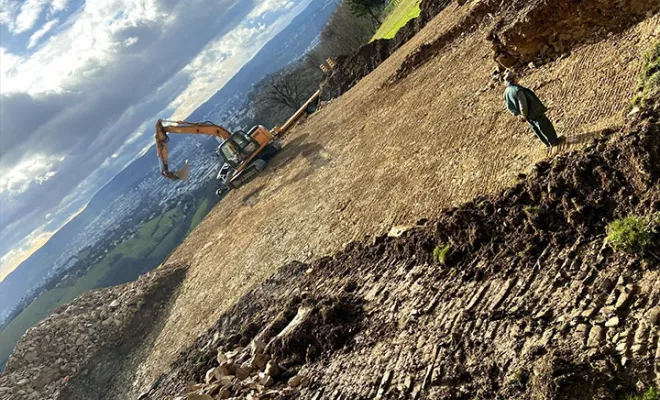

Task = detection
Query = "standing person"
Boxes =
[503,71,564,147]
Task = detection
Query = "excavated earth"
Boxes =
[146,112,660,400]
[2,0,660,399]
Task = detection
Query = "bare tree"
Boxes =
[257,73,307,111]
[348,0,387,25]
[247,0,379,127]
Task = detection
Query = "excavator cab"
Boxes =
[218,130,259,168]
[217,126,281,189]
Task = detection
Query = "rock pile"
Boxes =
[142,295,360,400]
[175,340,310,400]
[0,265,187,400]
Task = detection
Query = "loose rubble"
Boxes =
[0,266,187,400]
[136,101,660,399]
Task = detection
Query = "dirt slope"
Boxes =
[127,4,660,394]
[145,115,660,399]
[3,0,658,398]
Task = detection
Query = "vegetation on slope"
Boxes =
[627,388,660,400]
[606,213,659,254]
[372,0,421,40]
[631,41,660,108]
[0,191,218,369]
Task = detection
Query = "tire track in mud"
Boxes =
[298,257,660,399]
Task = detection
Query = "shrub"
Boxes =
[433,243,451,264]
[630,41,660,109]
[606,215,657,254]
[626,387,659,400]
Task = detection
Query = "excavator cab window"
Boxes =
[219,132,259,168]
[232,131,259,154]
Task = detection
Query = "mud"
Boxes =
[140,102,660,399]
[265,295,362,367]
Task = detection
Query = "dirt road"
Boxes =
[129,3,660,394]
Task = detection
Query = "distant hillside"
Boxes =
[0,149,155,321]
[0,0,340,327]
[188,0,339,123]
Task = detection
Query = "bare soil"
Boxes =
[134,6,659,395]
[143,113,660,399]
[3,0,660,399]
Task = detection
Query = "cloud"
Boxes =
[0,153,65,196]
[51,0,69,13]
[14,0,49,33]
[249,0,295,18]
[0,0,20,27]
[0,203,85,282]
[0,0,315,286]
[0,228,52,281]
[27,18,60,49]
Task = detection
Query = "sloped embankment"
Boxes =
[0,265,187,400]
[142,103,660,398]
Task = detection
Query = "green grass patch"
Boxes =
[372,0,421,40]
[631,41,660,109]
[115,208,182,259]
[0,207,188,368]
[607,214,659,254]
[627,387,659,400]
[188,198,211,234]
[433,243,452,264]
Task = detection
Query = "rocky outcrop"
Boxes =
[490,0,660,68]
[322,0,660,98]
[0,265,187,400]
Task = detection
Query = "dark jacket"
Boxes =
[504,83,548,120]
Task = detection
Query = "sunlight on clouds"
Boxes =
[0,204,85,282]
[0,154,65,196]
[249,0,295,18]
[27,18,60,49]
[1,0,171,94]
[123,36,139,47]
[0,48,24,92]
[169,0,312,120]
[51,0,69,13]
[0,230,51,281]
[15,0,50,33]
[0,0,19,27]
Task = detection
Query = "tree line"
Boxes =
[248,0,388,128]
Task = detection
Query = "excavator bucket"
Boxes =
[171,160,190,180]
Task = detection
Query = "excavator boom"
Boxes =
[155,119,232,180]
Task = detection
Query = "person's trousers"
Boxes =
[528,114,558,147]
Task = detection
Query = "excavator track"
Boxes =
[228,159,266,189]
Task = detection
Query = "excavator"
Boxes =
[155,119,281,189]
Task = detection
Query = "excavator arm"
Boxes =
[155,119,232,180]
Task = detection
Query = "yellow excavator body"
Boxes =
[154,119,279,188]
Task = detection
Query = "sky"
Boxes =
[0,0,313,281]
